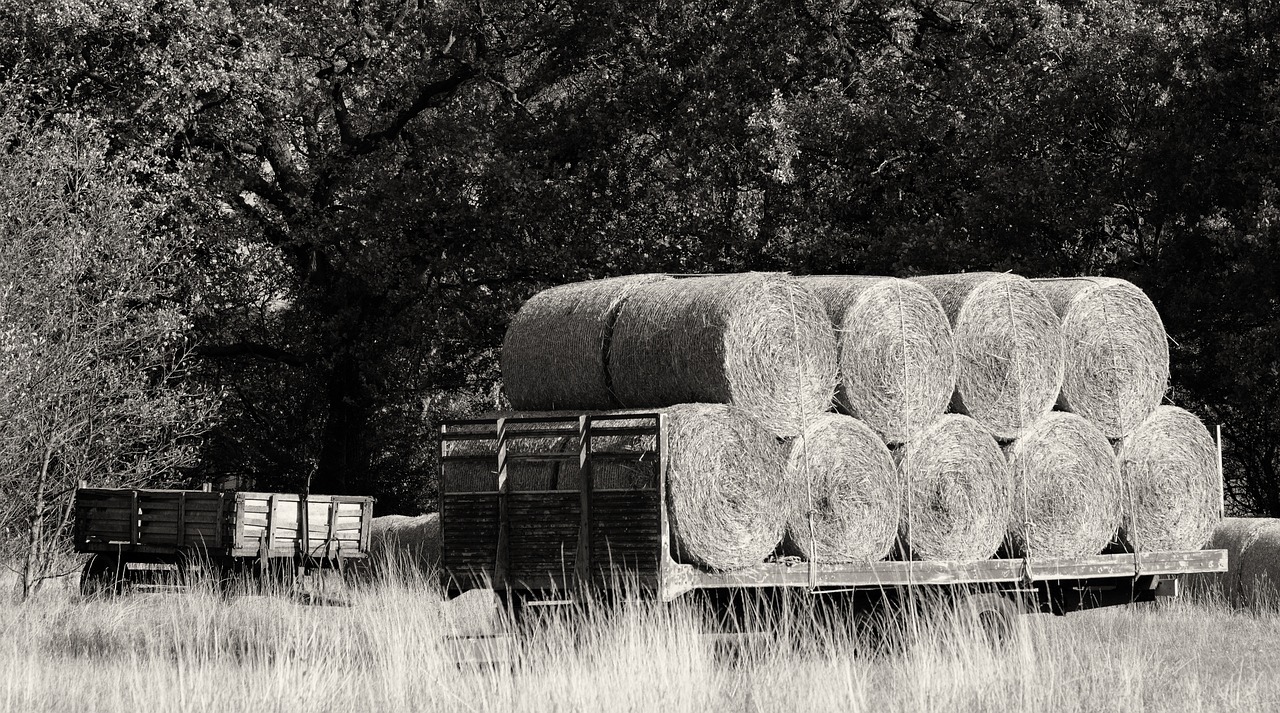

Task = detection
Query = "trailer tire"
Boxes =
[951,591,1024,644]
[80,555,127,598]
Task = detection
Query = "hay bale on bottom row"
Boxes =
[501,274,673,410]
[783,413,900,564]
[1116,405,1220,552]
[911,272,1064,441]
[369,513,441,577]
[610,273,837,438]
[800,276,956,444]
[1004,412,1121,558]
[662,403,789,571]
[894,414,1011,561]
[1032,277,1169,439]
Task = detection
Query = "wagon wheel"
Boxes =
[950,591,1026,645]
[80,554,128,598]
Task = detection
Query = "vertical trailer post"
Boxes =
[1217,424,1225,518]
[575,415,593,596]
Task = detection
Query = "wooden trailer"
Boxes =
[74,487,374,595]
[439,413,1228,632]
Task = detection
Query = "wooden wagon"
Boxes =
[74,487,374,595]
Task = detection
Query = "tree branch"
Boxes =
[192,343,311,367]
[352,65,478,154]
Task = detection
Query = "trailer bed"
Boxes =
[439,414,1227,610]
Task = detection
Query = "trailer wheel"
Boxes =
[80,555,127,598]
[951,591,1024,644]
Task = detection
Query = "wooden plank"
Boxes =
[176,492,186,548]
[495,417,509,592]
[234,492,247,551]
[129,490,139,546]
[660,550,1230,596]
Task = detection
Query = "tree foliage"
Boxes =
[0,115,216,594]
[0,0,1276,514]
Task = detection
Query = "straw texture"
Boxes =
[783,413,900,563]
[1116,405,1221,551]
[912,272,1064,441]
[502,274,672,410]
[369,514,441,575]
[1033,277,1169,438]
[1227,519,1280,608]
[895,414,1011,560]
[663,403,789,571]
[1005,412,1122,558]
[801,276,957,443]
[610,273,837,438]
[1193,517,1277,605]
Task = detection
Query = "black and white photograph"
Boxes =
[0,0,1276,709]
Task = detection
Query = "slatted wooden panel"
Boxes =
[232,494,371,559]
[440,414,665,594]
[440,492,501,588]
[76,489,229,552]
[509,492,580,588]
[591,489,661,585]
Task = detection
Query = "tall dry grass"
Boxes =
[2,565,1279,713]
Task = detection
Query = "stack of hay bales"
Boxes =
[485,270,1219,574]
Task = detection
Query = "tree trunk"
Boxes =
[312,355,371,495]
[21,442,55,600]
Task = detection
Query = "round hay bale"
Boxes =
[369,513,440,578]
[662,403,789,571]
[895,414,1011,560]
[610,273,837,438]
[1192,517,1277,605]
[1116,405,1220,552]
[502,274,672,410]
[799,276,956,443]
[783,413,900,563]
[911,273,1064,441]
[1032,277,1169,438]
[1232,519,1280,608]
[1005,412,1121,558]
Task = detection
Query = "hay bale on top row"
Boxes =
[1033,277,1169,438]
[911,272,1063,441]
[800,276,956,444]
[783,413,900,564]
[611,273,837,438]
[1005,412,1121,558]
[895,414,1010,561]
[1117,405,1220,552]
[663,403,788,571]
[502,274,672,410]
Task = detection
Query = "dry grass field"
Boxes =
[2,570,1279,713]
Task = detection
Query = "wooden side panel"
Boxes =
[509,492,579,590]
[231,493,373,559]
[76,489,229,553]
[440,493,501,589]
[439,414,664,595]
[590,490,661,586]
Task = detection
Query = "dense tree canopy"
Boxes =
[0,0,1276,516]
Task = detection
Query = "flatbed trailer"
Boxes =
[439,413,1226,627]
[74,487,374,594]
